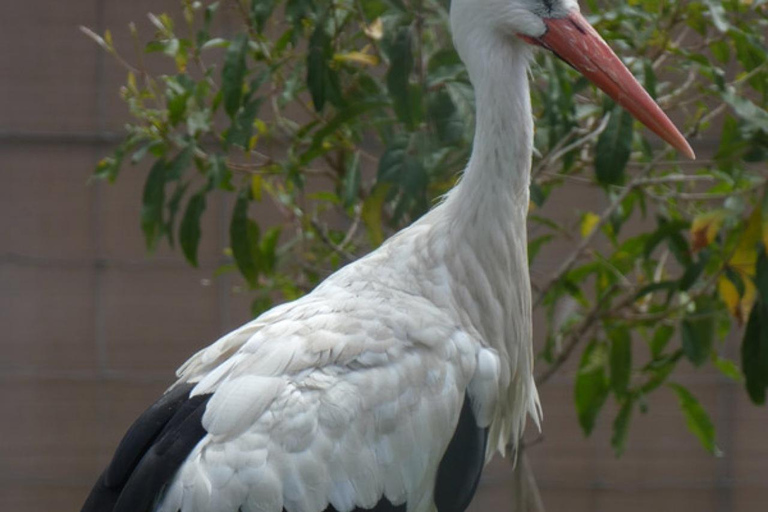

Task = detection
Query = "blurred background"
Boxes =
[1,1,767,511]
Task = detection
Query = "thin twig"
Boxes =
[535,285,621,386]
[340,203,363,248]
[310,220,356,262]
[532,151,667,310]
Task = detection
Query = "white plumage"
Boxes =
[82,2,693,512]
[164,224,538,512]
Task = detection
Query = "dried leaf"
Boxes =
[690,210,726,252]
[719,207,764,322]
[718,273,757,325]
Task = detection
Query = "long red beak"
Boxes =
[522,11,695,160]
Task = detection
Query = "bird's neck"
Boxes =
[454,41,534,202]
[436,40,534,342]
[420,40,538,448]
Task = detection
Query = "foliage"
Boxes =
[84,0,768,457]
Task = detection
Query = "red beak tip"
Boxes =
[679,141,696,161]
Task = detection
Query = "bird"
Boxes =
[81,1,694,512]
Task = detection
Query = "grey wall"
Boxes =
[1,1,766,511]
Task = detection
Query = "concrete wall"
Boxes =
[1,1,766,511]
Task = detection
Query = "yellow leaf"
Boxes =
[364,18,384,40]
[362,184,390,247]
[718,274,757,325]
[730,207,762,276]
[719,207,764,324]
[251,174,263,202]
[255,119,268,135]
[127,71,137,92]
[580,212,600,238]
[690,210,726,252]
[334,51,379,67]
[248,135,259,152]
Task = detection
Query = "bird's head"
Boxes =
[450,0,695,159]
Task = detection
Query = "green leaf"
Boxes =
[94,155,123,183]
[703,0,730,33]
[528,234,554,263]
[643,217,692,266]
[650,325,675,358]
[742,251,768,404]
[428,90,463,144]
[259,226,281,275]
[251,293,273,317]
[575,340,610,435]
[742,303,768,404]
[285,0,314,31]
[141,159,168,250]
[168,89,189,126]
[303,100,386,163]
[713,356,743,383]
[595,106,634,185]
[226,98,262,148]
[709,40,730,64]
[306,17,341,112]
[197,1,219,47]
[681,298,716,367]
[180,191,207,267]
[187,109,212,137]
[668,383,720,455]
[723,90,768,134]
[209,154,234,191]
[377,135,409,183]
[93,136,145,183]
[251,0,278,33]
[166,144,194,181]
[640,351,681,394]
[230,188,258,286]
[165,180,189,247]
[611,396,635,457]
[529,183,546,208]
[643,60,657,99]
[385,26,417,128]
[342,152,361,208]
[679,251,710,292]
[609,327,632,395]
[222,33,248,119]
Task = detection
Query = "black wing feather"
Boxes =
[83,388,485,512]
[81,384,211,512]
[434,395,489,512]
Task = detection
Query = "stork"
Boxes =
[82,1,694,512]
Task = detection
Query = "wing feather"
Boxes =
[158,294,484,512]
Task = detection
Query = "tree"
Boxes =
[84,0,768,481]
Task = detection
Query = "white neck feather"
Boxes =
[439,36,533,349]
[424,36,541,452]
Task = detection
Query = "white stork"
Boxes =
[82,1,694,511]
